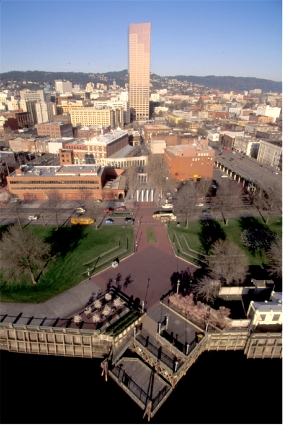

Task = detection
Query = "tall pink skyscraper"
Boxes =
[128,22,151,121]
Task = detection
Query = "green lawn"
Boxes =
[168,216,282,267]
[0,225,134,304]
[146,227,157,244]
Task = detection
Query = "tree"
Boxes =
[267,239,282,278]
[85,199,104,229]
[192,276,221,303]
[252,184,280,224]
[174,182,198,228]
[0,225,50,285]
[212,179,243,225]
[125,166,139,199]
[208,239,248,286]
[197,178,211,199]
[146,154,170,198]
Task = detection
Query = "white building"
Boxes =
[257,139,282,170]
[20,90,44,103]
[208,131,220,142]
[256,105,281,123]
[35,102,56,124]
[233,136,260,158]
[247,292,282,327]
[54,80,73,94]
[151,139,167,154]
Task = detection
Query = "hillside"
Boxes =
[0,70,281,93]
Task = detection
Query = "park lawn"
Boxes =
[146,227,157,244]
[0,225,134,304]
[168,216,282,267]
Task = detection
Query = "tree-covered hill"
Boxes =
[0,70,281,93]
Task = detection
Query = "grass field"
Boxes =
[168,215,282,267]
[0,225,134,303]
[146,227,157,244]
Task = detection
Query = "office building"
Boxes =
[128,22,151,121]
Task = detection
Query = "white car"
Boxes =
[221,175,228,178]
[196,203,204,207]
[28,215,39,221]
[162,203,173,209]
[75,207,85,213]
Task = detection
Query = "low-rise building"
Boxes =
[164,139,215,181]
[7,165,126,201]
[151,140,167,154]
[257,140,282,170]
[37,122,73,138]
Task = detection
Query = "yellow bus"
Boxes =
[71,217,94,225]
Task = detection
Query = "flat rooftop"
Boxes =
[10,165,103,178]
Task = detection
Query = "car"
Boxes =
[115,206,126,211]
[75,207,85,213]
[104,207,114,213]
[161,203,173,209]
[273,171,279,175]
[94,199,102,202]
[203,211,211,216]
[105,218,114,224]
[28,214,39,221]
[221,175,228,178]
[196,203,204,207]
[124,217,134,224]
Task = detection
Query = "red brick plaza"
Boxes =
[92,205,198,312]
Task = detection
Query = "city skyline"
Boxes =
[1,0,282,82]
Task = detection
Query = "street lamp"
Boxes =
[87,268,90,279]
[176,279,180,294]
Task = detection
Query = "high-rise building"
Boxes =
[128,22,151,122]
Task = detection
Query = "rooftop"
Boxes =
[10,164,103,178]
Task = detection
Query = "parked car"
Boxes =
[115,206,126,211]
[196,203,204,207]
[75,207,85,213]
[161,203,173,209]
[202,211,211,216]
[124,217,134,224]
[28,214,40,221]
[94,199,102,202]
[221,175,228,178]
[105,218,114,224]
[104,207,114,213]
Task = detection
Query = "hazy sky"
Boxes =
[1,0,282,81]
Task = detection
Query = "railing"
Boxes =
[136,334,175,370]
[151,386,171,412]
[112,364,149,406]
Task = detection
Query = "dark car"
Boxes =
[105,218,114,224]
[124,217,134,224]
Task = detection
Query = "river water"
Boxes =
[1,350,281,424]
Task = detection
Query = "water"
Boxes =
[0,350,282,424]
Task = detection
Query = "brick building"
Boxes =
[37,122,73,138]
[7,165,126,201]
[164,139,215,181]
[65,130,129,165]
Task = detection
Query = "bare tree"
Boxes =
[197,178,211,199]
[0,225,50,285]
[212,179,243,225]
[146,154,169,198]
[267,239,282,278]
[252,183,281,224]
[208,239,248,286]
[85,199,104,229]
[192,276,221,303]
[174,182,198,228]
[125,166,139,199]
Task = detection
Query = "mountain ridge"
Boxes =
[0,70,281,93]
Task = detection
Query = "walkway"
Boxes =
[0,205,197,318]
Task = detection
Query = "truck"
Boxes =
[71,217,94,225]
[152,212,177,221]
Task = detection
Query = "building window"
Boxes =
[272,314,280,321]
[260,314,266,321]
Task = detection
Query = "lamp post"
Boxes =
[87,268,90,279]
[176,279,180,294]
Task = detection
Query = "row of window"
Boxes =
[10,180,99,185]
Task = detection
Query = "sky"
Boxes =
[1,0,282,81]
